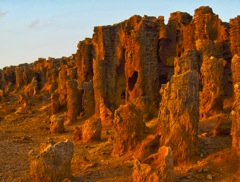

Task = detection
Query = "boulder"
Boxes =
[112,103,145,156]
[73,118,102,143]
[82,118,102,143]
[29,140,74,182]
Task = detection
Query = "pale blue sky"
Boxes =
[0,0,239,68]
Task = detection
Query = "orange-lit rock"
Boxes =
[112,103,145,156]
[231,54,240,85]
[66,79,81,124]
[230,16,240,56]
[132,146,174,182]
[50,114,65,134]
[200,56,226,119]
[82,118,102,143]
[231,84,240,156]
[134,134,160,161]
[158,52,199,163]
[29,140,74,182]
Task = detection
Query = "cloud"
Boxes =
[28,19,55,30]
[0,10,6,17]
[29,19,41,29]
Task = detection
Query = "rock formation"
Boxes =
[230,16,240,56]
[66,79,81,124]
[112,103,145,156]
[82,80,95,117]
[231,84,240,156]
[29,140,74,182]
[132,146,174,182]
[0,5,239,169]
[92,15,164,126]
[75,38,94,84]
[50,114,65,134]
[231,54,240,85]
[51,92,61,114]
[134,134,160,161]
[158,51,199,163]
[82,118,102,142]
[200,56,225,119]
[231,54,240,156]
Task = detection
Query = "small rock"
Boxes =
[206,174,213,180]
[200,153,204,157]
[81,118,102,142]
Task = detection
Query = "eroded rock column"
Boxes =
[158,51,199,163]
[231,84,240,156]
[200,56,225,119]
[66,79,80,124]
[231,55,240,156]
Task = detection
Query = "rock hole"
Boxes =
[128,71,138,91]
[159,74,168,85]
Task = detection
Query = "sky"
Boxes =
[0,0,239,69]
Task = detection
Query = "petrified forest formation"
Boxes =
[1,6,240,180]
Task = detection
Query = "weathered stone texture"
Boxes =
[82,118,102,142]
[231,54,240,85]
[158,53,199,163]
[200,56,226,119]
[58,65,68,108]
[230,16,240,56]
[132,146,174,182]
[75,38,94,84]
[231,53,240,156]
[66,79,81,124]
[134,134,160,161]
[174,50,199,75]
[82,80,95,117]
[50,114,65,134]
[51,92,61,114]
[29,140,74,182]
[231,84,240,156]
[112,103,145,157]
